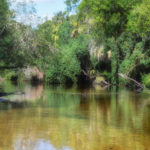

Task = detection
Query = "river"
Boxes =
[0,81,150,150]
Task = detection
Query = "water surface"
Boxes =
[0,81,150,150]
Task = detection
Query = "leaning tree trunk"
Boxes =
[118,73,143,89]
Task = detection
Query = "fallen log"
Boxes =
[118,73,143,89]
[100,80,110,87]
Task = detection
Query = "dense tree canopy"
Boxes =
[127,0,150,36]
[0,0,150,88]
[0,0,12,66]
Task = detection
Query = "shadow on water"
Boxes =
[0,92,15,97]
[0,100,29,111]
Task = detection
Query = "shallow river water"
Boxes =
[0,81,150,150]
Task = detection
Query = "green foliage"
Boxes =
[11,23,37,66]
[65,0,80,12]
[45,53,80,83]
[52,11,67,24]
[5,71,17,80]
[90,56,99,69]
[127,0,150,36]
[0,0,9,28]
[57,21,73,46]
[37,21,54,46]
[36,12,90,84]
[4,70,24,81]
[45,34,89,83]
[0,0,37,68]
[0,0,13,66]
[1,0,150,87]
[78,0,142,37]
[100,71,112,82]
[103,32,150,84]
[142,74,150,88]
[71,0,150,86]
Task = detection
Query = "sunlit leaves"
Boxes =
[127,0,150,36]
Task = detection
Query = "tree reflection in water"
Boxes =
[0,82,149,150]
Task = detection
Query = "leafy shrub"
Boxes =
[45,54,80,83]
[5,71,18,81]
[100,71,111,82]
[45,34,89,83]
[142,74,150,88]
[4,70,24,81]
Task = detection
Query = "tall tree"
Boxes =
[78,0,142,37]
[0,0,13,66]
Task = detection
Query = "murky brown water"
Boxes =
[0,81,150,150]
